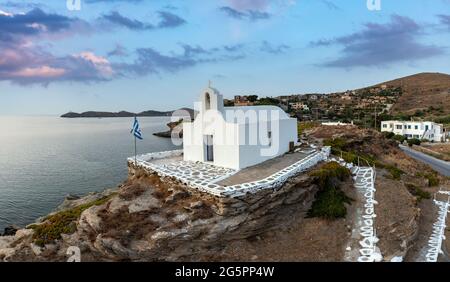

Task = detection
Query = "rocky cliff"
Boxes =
[153,119,183,138]
[0,163,320,262]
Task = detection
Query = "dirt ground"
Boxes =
[374,169,420,260]
[403,198,438,261]
[404,188,450,262]
[444,210,450,262]
[210,178,356,262]
[418,143,450,162]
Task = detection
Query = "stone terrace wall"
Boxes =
[128,147,330,198]
[128,161,319,217]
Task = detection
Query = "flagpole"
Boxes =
[134,134,137,166]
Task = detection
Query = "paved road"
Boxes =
[400,145,450,177]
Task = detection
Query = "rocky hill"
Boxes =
[280,72,450,126]
[61,108,195,119]
[374,72,450,116]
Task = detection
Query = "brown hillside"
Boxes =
[376,72,450,115]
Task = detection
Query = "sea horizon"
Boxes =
[0,116,179,231]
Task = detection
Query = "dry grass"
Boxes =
[191,205,215,221]
[98,206,158,246]
[386,73,450,116]
[118,183,147,201]
[375,171,419,258]
[29,194,116,246]
[419,143,450,161]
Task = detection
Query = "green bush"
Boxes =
[323,137,348,151]
[393,134,406,143]
[310,161,352,185]
[308,162,353,219]
[307,186,352,219]
[434,115,450,124]
[255,97,279,106]
[341,151,358,165]
[29,194,116,246]
[385,164,404,180]
[339,151,376,167]
[414,110,425,117]
[405,183,431,202]
[407,138,421,147]
[297,122,318,137]
[416,172,440,187]
[383,132,395,139]
[323,137,378,167]
[394,113,412,121]
[426,173,440,187]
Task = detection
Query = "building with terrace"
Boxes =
[128,87,330,198]
[381,120,446,142]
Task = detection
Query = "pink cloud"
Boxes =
[11,66,66,78]
[73,52,114,77]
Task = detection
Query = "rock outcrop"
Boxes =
[1,225,19,236]
[153,120,183,138]
[0,165,319,262]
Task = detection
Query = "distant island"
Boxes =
[61,108,195,118]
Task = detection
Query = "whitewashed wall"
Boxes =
[182,87,298,170]
[183,113,241,170]
[238,118,297,169]
[183,114,297,170]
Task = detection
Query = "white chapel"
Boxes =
[182,87,298,170]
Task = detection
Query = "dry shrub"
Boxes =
[191,205,215,221]
[99,206,158,246]
[119,183,147,201]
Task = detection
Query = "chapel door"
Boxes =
[205,135,214,162]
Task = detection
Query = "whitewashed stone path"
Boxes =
[129,147,331,198]
[342,162,382,262]
[424,191,450,262]
[354,167,382,262]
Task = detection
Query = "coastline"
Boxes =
[0,116,180,232]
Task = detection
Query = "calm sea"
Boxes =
[0,116,179,231]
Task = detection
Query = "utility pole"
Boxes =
[374,104,377,130]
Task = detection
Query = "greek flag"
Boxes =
[131,117,143,140]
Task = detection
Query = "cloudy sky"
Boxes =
[1,0,449,115]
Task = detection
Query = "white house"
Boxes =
[183,87,298,170]
[289,102,309,111]
[381,120,446,142]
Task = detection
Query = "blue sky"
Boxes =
[0,0,449,115]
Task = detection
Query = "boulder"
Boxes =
[78,205,104,234]
[65,194,81,201]
[128,191,161,213]
[2,225,20,236]
[14,229,33,240]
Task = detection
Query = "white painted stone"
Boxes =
[390,256,403,262]
[130,147,331,198]
[424,194,450,262]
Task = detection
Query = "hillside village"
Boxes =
[225,73,450,133]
